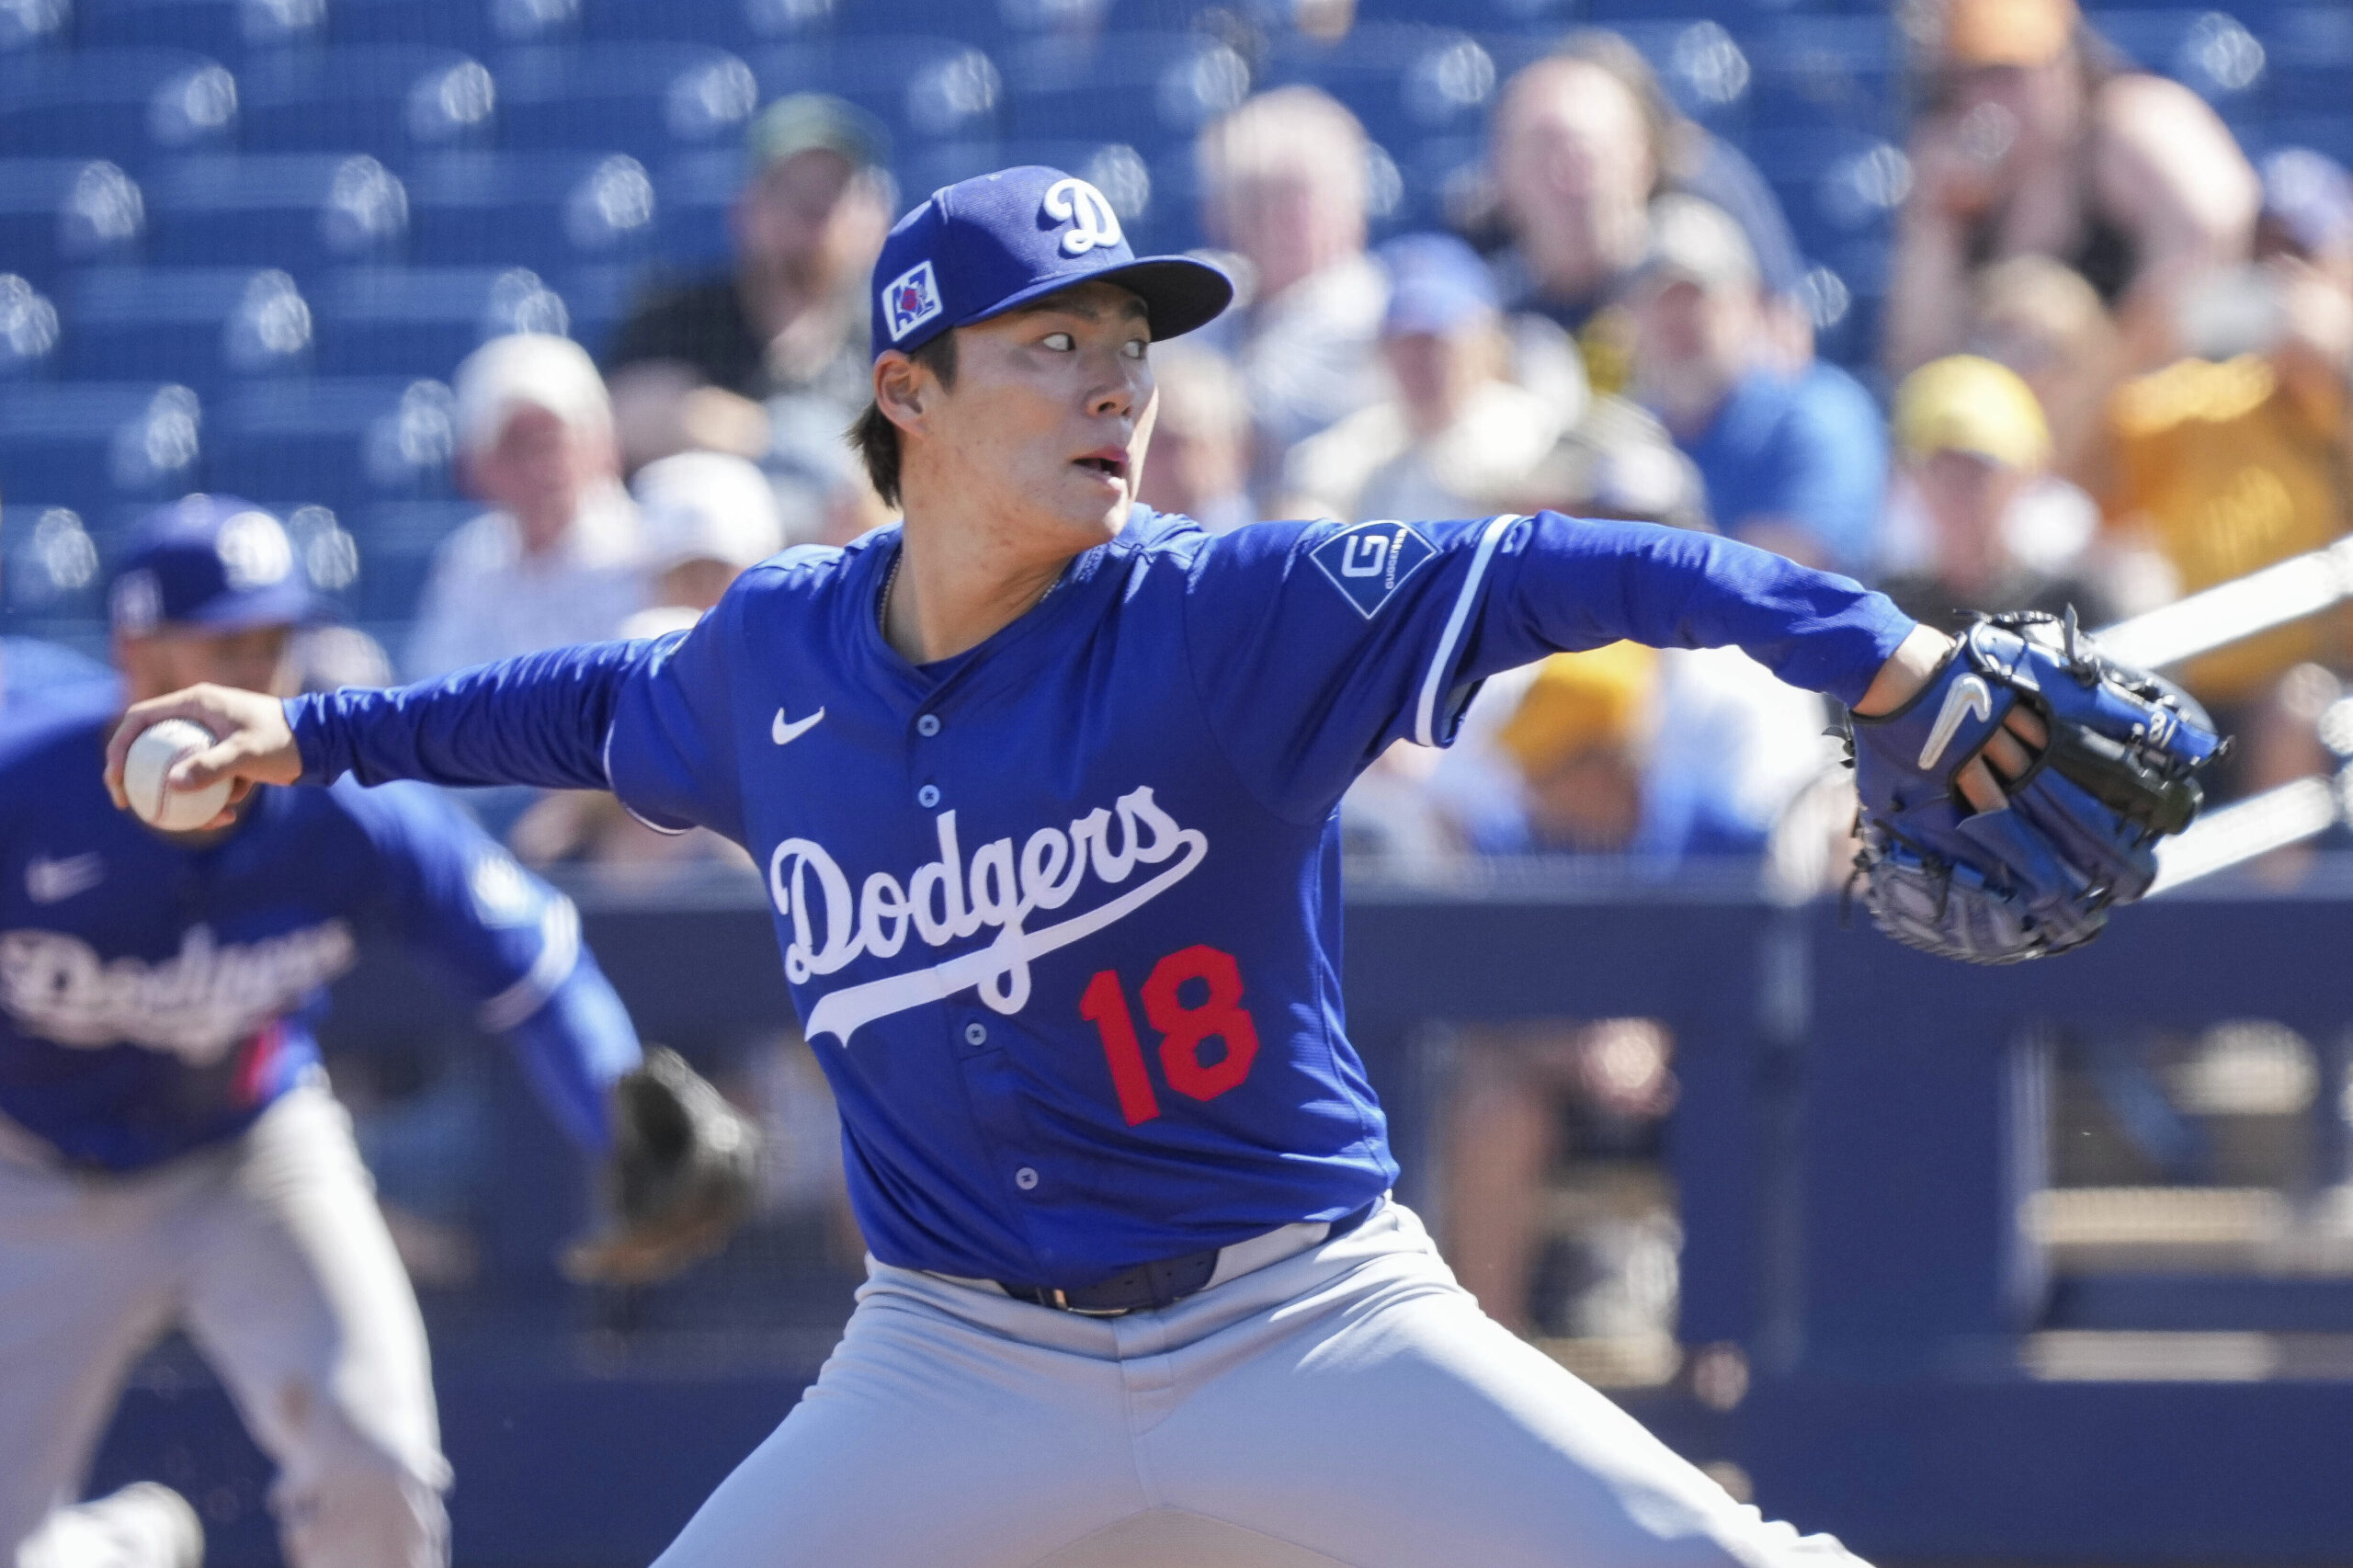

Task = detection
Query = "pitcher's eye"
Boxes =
[1041,332,1074,351]
[1123,339,1147,359]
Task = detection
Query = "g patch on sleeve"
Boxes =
[1307,520,1437,619]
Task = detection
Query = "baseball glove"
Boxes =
[565,1047,761,1286]
[1847,611,2224,964]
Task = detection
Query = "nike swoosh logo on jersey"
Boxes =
[772,707,825,745]
[1917,674,1995,771]
[25,853,105,904]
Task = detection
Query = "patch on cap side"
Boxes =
[883,259,943,342]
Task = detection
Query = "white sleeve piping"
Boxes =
[602,721,691,837]
[1412,514,1519,746]
[477,896,582,1032]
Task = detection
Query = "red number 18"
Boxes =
[1079,945,1261,1126]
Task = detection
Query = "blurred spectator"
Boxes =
[1886,0,2257,377]
[1486,32,1812,398]
[0,635,109,720]
[1135,343,1252,534]
[406,335,645,678]
[1198,86,1388,506]
[1966,256,2121,494]
[2105,151,2353,715]
[512,453,779,871]
[1279,234,1564,524]
[1502,394,1708,535]
[1878,354,2114,631]
[1628,197,1886,573]
[605,96,892,527]
[1471,642,1834,860]
[620,451,786,640]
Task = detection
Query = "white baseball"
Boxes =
[124,719,233,832]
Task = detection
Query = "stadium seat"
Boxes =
[493,42,759,161]
[0,160,150,286]
[63,266,313,391]
[750,37,1002,143]
[204,375,456,517]
[1259,25,1500,149]
[404,151,660,277]
[348,499,477,621]
[236,46,499,161]
[0,381,204,521]
[72,0,325,53]
[146,153,411,273]
[0,50,237,167]
[999,31,1247,153]
[309,265,574,379]
[331,0,501,51]
[0,503,104,623]
[653,150,739,267]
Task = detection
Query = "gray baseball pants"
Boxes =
[654,1200,1870,1568]
[0,1085,449,1568]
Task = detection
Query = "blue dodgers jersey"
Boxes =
[578,508,1911,1286]
[0,687,596,1170]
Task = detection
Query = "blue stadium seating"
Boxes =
[0,159,146,286]
[145,153,410,273]
[0,50,236,167]
[749,37,1001,144]
[999,31,1244,153]
[493,41,759,162]
[236,46,498,161]
[347,499,476,621]
[70,0,324,54]
[309,265,578,378]
[0,502,104,621]
[652,149,740,267]
[204,375,456,517]
[0,381,203,522]
[404,150,658,276]
[62,265,315,392]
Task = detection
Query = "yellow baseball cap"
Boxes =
[1495,643,1658,775]
[1945,0,2079,68]
[1894,354,2052,471]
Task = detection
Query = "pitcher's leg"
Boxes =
[1151,1207,1867,1568]
[180,1089,449,1568]
[654,1269,1151,1568]
[0,1153,180,1558]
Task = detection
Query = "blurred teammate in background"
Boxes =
[1197,86,1389,506]
[1628,196,1885,574]
[2,497,646,1568]
[1877,354,2114,631]
[1280,233,1564,524]
[605,93,892,506]
[406,335,646,679]
[1886,0,2257,376]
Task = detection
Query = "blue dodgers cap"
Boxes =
[1378,233,1499,337]
[870,165,1233,360]
[108,494,319,635]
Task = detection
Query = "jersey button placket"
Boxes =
[917,784,940,809]
[1014,1166,1040,1192]
[916,713,941,737]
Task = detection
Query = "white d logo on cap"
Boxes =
[1042,178,1122,257]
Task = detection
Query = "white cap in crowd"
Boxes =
[631,451,786,572]
[452,333,614,456]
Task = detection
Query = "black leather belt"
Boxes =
[998,1198,1381,1315]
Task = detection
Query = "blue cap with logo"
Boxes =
[870,165,1233,361]
[108,494,320,635]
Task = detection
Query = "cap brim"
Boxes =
[970,254,1235,345]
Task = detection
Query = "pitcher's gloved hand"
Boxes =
[566,1047,761,1286]
[1847,611,2225,964]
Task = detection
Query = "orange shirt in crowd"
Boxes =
[2107,354,2348,703]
